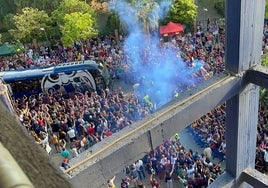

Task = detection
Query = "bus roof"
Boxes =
[0,60,99,82]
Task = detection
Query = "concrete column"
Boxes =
[224,0,264,187]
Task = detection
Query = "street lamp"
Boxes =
[40,27,51,56]
[203,8,208,31]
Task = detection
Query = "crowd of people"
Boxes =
[14,86,152,153]
[120,102,268,188]
[121,134,222,188]
[1,18,268,188]
[189,104,226,162]
[115,21,268,187]
[7,21,224,142]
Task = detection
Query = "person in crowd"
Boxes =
[259,146,268,173]
[135,159,146,181]
[165,164,175,188]
[218,139,226,161]
[61,157,71,170]
[107,175,116,188]
[203,146,212,160]
[70,141,78,158]
[121,176,130,188]
[39,131,51,154]
[51,133,61,153]
[58,128,68,143]
[149,174,160,188]
[60,145,70,159]
[129,163,140,188]
[67,127,77,142]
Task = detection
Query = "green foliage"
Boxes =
[260,87,268,107]
[260,55,268,106]
[0,1,16,20]
[3,14,16,31]
[262,55,268,67]
[266,0,268,18]
[61,12,98,46]
[132,0,160,32]
[14,0,61,14]
[214,0,225,17]
[0,0,61,21]
[9,7,50,43]
[164,0,197,26]
[101,13,120,35]
[0,0,61,42]
[51,0,96,27]
[0,32,13,43]
[51,0,98,46]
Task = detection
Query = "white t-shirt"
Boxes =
[170,155,177,165]
[135,160,143,171]
[67,129,76,138]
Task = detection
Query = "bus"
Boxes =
[0,60,110,98]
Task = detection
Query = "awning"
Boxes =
[0,43,22,56]
[159,22,184,35]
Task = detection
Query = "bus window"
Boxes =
[9,78,42,98]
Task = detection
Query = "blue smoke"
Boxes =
[109,0,199,109]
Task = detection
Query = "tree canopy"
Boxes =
[164,0,197,25]
[9,7,50,43]
[0,0,199,44]
[51,0,96,27]
[61,12,98,46]
[0,0,61,20]
[52,0,97,46]
[0,0,98,46]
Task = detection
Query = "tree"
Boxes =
[0,1,16,20]
[110,0,170,35]
[214,0,225,17]
[136,0,160,33]
[52,0,96,27]
[51,0,97,47]
[3,14,16,30]
[61,12,98,46]
[102,12,120,35]
[0,0,61,20]
[89,0,109,13]
[127,0,171,33]
[13,0,61,14]
[164,0,197,26]
[9,7,50,43]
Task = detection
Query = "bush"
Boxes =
[214,1,225,17]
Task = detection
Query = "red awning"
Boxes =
[159,22,184,35]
